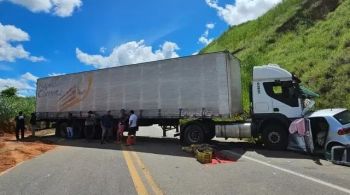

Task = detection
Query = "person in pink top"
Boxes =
[116,109,128,144]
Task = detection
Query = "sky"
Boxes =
[0,0,282,96]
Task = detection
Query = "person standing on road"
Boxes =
[85,111,96,141]
[100,110,113,144]
[66,113,74,139]
[116,109,128,144]
[29,112,37,137]
[15,111,26,141]
[126,110,138,146]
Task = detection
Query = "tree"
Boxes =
[1,87,17,97]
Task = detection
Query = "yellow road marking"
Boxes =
[122,146,149,195]
[130,146,164,195]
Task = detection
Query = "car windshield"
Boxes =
[334,110,350,125]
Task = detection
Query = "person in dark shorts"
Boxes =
[15,111,25,141]
[126,110,138,146]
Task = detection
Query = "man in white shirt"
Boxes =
[126,110,138,146]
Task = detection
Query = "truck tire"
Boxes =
[84,126,96,139]
[262,124,288,150]
[58,122,68,138]
[184,124,205,145]
[73,122,83,138]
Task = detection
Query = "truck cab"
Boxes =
[251,64,307,149]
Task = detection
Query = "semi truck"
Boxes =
[36,51,315,150]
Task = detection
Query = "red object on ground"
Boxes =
[209,152,236,165]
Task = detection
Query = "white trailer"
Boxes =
[36,51,315,149]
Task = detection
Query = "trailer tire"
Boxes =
[58,122,68,138]
[184,124,205,145]
[262,124,288,150]
[84,125,96,139]
[73,122,83,138]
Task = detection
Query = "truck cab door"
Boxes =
[262,81,302,118]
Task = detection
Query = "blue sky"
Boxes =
[0,0,281,96]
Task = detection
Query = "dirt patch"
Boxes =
[276,0,341,33]
[0,130,56,173]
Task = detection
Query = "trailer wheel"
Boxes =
[84,126,96,139]
[262,124,288,150]
[73,122,83,138]
[184,124,205,145]
[58,122,68,138]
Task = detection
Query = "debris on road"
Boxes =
[0,130,56,173]
[182,144,235,165]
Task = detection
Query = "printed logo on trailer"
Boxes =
[58,74,93,111]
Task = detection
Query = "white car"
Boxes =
[288,108,350,165]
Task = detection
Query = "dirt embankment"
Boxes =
[0,130,56,173]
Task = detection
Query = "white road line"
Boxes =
[226,151,350,194]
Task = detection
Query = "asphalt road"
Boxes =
[1,126,350,195]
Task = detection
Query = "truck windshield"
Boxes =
[334,110,350,125]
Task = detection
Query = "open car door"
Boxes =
[287,118,315,153]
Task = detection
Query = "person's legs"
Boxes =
[127,127,136,145]
[131,129,136,145]
[15,127,20,141]
[20,127,25,140]
[67,127,73,138]
[101,126,106,144]
[106,127,112,142]
[31,124,36,137]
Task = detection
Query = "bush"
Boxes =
[0,95,35,133]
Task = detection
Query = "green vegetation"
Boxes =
[202,0,350,111]
[0,87,36,132]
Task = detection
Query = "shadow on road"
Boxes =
[16,132,324,165]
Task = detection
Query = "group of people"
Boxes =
[67,109,138,146]
[14,111,37,141]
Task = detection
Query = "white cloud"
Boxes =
[5,0,82,17]
[0,23,45,62]
[205,0,282,26]
[0,72,38,96]
[76,40,180,69]
[99,47,106,53]
[206,23,215,29]
[48,72,65,76]
[198,23,215,46]
[21,72,38,82]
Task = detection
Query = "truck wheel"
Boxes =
[84,126,96,139]
[73,122,83,138]
[184,124,205,145]
[58,122,68,138]
[262,124,288,150]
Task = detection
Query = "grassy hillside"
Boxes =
[202,0,350,111]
